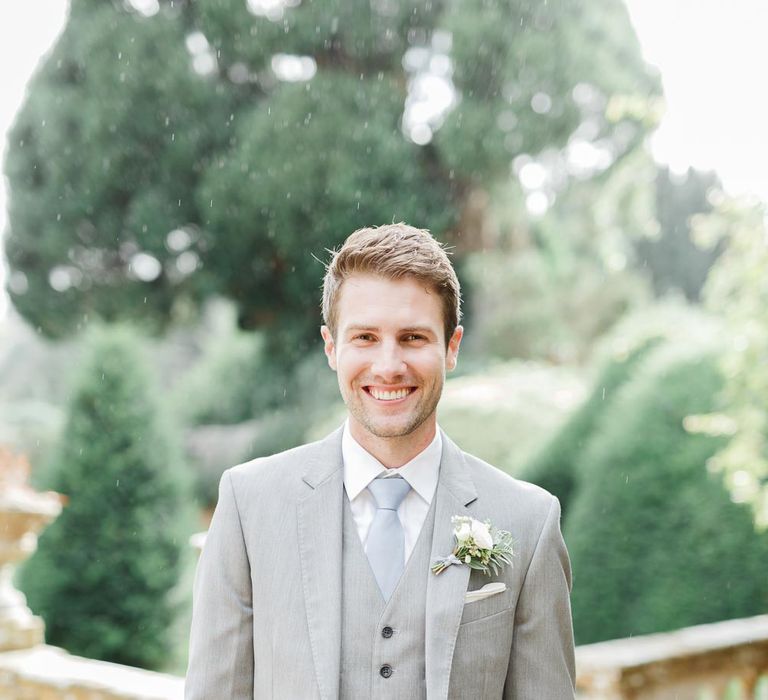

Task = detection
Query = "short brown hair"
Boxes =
[322,223,461,345]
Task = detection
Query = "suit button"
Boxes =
[382,626,394,638]
[380,665,393,678]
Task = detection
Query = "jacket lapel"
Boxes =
[297,428,344,700]
[425,431,478,700]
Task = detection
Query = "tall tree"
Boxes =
[21,324,190,669]
[635,166,724,301]
[4,0,660,352]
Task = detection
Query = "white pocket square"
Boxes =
[464,581,507,604]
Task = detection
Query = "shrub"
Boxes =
[565,344,768,644]
[21,325,191,669]
[171,328,283,426]
[521,337,661,518]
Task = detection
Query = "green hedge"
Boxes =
[521,337,662,518]
[21,325,191,669]
[565,344,768,644]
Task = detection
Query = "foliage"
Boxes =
[635,167,725,302]
[180,328,340,505]
[171,327,279,426]
[463,248,647,363]
[438,0,659,181]
[458,143,661,364]
[4,3,231,337]
[521,336,662,518]
[20,324,191,669]
[5,0,660,352]
[565,343,768,644]
[700,197,768,527]
[436,361,585,478]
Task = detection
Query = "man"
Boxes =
[186,223,575,699]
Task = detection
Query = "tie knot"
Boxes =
[368,475,411,511]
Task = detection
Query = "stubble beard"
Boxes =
[346,380,443,439]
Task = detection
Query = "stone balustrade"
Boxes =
[576,614,768,699]
[0,645,183,700]
[0,449,184,700]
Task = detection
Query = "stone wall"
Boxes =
[0,645,183,700]
[576,615,768,699]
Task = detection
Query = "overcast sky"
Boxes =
[624,0,768,200]
[1,0,767,320]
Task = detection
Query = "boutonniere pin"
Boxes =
[431,515,514,576]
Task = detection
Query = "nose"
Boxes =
[370,339,407,380]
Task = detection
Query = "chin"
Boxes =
[362,415,426,439]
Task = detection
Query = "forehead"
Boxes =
[335,274,443,331]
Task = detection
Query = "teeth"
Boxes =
[371,388,410,401]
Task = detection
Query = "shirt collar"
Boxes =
[342,420,442,504]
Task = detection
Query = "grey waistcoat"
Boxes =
[340,489,438,700]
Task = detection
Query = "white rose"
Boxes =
[470,519,493,550]
[455,522,472,543]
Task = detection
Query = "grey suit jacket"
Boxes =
[185,427,575,699]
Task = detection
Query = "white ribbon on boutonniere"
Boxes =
[431,515,515,576]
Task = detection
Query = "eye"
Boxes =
[403,334,427,342]
[353,333,375,342]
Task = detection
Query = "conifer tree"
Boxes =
[21,325,190,669]
[5,0,660,351]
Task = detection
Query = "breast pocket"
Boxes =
[460,576,512,626]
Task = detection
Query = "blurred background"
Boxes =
[1,0,767,684]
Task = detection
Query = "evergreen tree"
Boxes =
[565,343,768,644]
[21,324,190,669]
[5,0,660,352]
[635,166,725,301]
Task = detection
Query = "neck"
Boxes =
[349,418,437,468]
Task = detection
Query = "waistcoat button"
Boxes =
[380,664,393,678]
[382,626,394,638]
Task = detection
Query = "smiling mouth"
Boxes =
[364,387,416,402]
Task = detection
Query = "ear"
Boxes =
[445,325,463,372]
[320,325,337,371]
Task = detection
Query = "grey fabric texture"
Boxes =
[185,427,576,700]
[340,488,434,699]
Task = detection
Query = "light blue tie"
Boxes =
[366,475,411,601]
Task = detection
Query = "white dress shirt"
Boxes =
[342,421,442,564]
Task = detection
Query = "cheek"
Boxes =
[412,354,448,379]
[335,350,365,381]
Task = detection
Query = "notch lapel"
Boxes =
[297,429,344,700]
[425,432,478,700]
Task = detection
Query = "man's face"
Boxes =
[321,273,462,442]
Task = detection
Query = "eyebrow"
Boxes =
[344,325,437,336]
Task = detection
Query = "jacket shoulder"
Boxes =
[462,450,558,522]
[223,434,332,498]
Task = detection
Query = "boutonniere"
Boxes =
[431,515,515,576]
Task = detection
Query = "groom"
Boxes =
[185,223,575,699]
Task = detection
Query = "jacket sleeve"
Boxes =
[504,496,576,699]
[185,470,254,700]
